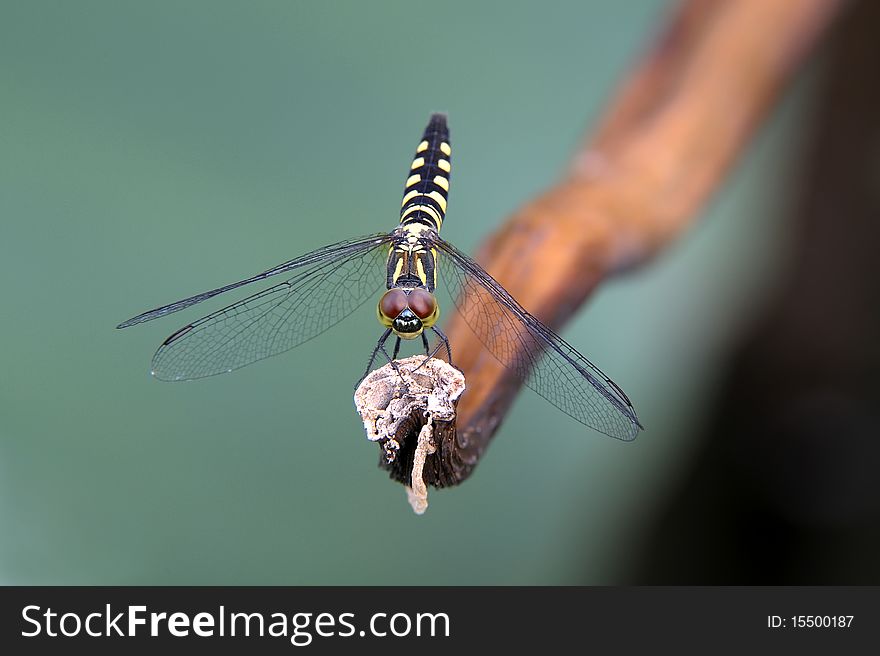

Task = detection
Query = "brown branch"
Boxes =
[629,0,880,582]
[445,0,848,463]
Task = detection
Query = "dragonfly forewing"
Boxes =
[131,236,394,381]
[435,237,642,441]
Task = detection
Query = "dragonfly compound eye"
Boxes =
[406,288,439,325]
[378,289,408,325]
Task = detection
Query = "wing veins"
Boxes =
[149,238,391,381]
[434,237,641,440]
[117,233,391,329]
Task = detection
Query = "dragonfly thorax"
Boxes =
[377,287,439,339]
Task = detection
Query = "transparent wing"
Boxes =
[435,238,642,441]
[120,234,393,381]
[117,233,391,328]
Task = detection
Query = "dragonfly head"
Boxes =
[378,287,439,339]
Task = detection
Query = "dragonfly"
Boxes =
[118,114,643,441]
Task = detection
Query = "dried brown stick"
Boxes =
[444,0,848,461]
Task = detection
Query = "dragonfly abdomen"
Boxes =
[400,113,451,231]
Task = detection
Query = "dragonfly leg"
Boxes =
[357,328,395,387]
[379,340,401,376]
[413,326,453,373]
[392,336,402,360]
[431,326,453,364]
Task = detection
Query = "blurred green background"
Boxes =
[0,1,817,584]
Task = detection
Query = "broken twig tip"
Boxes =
[353,356,469,514]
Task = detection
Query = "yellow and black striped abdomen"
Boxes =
[400,113,451,231]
